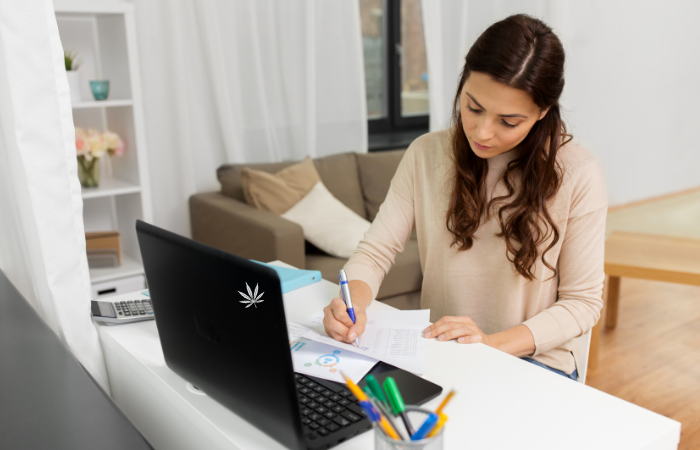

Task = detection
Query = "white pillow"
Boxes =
[281,181,371,258]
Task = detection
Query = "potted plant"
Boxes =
[65,50,81,103]
[75,127,125,188]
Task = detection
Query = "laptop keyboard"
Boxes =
[295,373,367,442]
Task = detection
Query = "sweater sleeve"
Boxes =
[343,146,417,299]
[523,157,608,356]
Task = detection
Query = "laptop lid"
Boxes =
[136,220,305,450]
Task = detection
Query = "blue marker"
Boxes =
[339,269,360,347]
[411,412,438,441]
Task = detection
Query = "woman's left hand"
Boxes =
[423,316,493,346]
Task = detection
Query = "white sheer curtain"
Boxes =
[0,0,108,391]
[421,0,469,132]
[134,0,368,237]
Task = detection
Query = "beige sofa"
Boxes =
[189,150,422,308]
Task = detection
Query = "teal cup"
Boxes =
[89,80,110,101]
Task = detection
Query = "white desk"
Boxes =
[97,263,680,450]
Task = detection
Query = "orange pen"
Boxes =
[435,390,455,415]
[427,412,448,437]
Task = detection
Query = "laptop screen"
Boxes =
[136,220,305,450]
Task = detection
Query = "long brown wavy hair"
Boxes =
[446,14,571,281]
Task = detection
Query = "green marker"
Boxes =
[362,386,374,399]
[363,387,391,419]
[363,386,407,441]
[383,377,415,437]
[365,375,389,408]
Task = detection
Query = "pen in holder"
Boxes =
[374,406,445,450]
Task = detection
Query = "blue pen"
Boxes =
[359,401,380,424]
[411,412,438,441]
[338,269,360,347]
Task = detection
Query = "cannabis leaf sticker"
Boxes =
[238,283,264,308]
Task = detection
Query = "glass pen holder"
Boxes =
[374,406,444,450]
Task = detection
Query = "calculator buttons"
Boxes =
[134,300,147,315]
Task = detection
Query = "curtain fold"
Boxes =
[0,0,109,392]
[421,0,470,132]
[134,0,368,237]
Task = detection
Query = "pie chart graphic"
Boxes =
[305,350,341,373]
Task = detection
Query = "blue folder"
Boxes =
[251,260,322,293]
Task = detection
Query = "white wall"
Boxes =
[463,0,700,206]
[564,1,700,205]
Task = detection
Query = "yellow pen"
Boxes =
[341,372,369,401]
[435,390,455,415]
[427,412,448,437]
[341,373,401,440]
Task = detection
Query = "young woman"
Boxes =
[322,14,607,380]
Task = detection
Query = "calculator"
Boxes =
[91,298,155,324]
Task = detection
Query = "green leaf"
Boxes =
[64,50,80,71]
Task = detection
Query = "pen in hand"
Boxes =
[338,269,360,347]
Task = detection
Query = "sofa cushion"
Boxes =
[281,182,371,258]
[305,238,422,300]
[217,152,367,219]
[356,149,406,222]
[240,157,320,214]
[313,153,366,219]
[218,161,293,202]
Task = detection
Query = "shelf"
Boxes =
[56,0,153,288]
[72,99,133,109]
[89,254,143,284]
[81,178,141,199]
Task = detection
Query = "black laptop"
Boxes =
[135,220,442,450]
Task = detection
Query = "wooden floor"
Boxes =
[586,277,700,450]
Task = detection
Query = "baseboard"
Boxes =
[608,185,700,213]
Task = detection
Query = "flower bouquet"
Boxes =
[75,127,125,188]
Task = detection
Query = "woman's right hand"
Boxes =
[322,298,367,344]
[322,279,372,344]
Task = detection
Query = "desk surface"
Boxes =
[97,263,681,450]
[0,270,153,450]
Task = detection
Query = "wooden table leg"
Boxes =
[588,316,602,375]
[605,276,621,329]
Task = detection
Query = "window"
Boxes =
[360,0,429,144]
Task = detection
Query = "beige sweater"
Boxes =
[344,129,607,374]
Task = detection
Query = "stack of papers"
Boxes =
[287,309,430,383]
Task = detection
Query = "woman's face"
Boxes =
[460,71,549,159]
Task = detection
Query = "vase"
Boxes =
[78,156,100,188]
[89,80,110,101]
[66,70,81,103]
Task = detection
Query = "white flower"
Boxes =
[103,131,120,150]
[87,134,107,158]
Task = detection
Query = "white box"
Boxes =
[91,274,145,299]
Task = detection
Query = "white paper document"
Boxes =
[294,309,431,375]
[287,323,378,383]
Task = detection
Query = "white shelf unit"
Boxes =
[72,99,134,109]
[55,1,153,293]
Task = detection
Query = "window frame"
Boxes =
[367,0,429,136]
